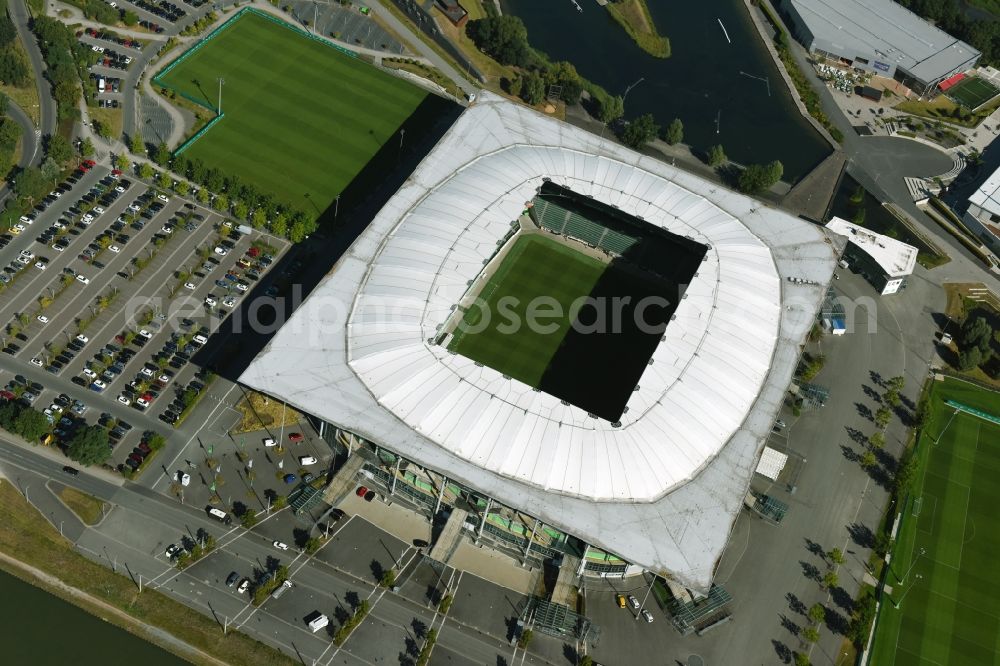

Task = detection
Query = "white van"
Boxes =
[206,506,232,524]
[299,456,317,466]
[192,334,208,345]
[98,78,106,93]
[307,613,329,633]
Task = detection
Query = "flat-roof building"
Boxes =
[241,94,839,595]
[777,0,980,94]
[965,165,1000,257]
[827,216,917,294]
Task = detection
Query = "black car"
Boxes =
[62,466,79,476]
[226,571,239,587]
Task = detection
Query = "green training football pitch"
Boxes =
[870,378,1000,666]
[948,76,1000,110]
[157,11,427,213]
[448,234,606,388]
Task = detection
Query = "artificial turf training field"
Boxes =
[449,234,606,389]
[870,378,1000,665]
[947,76,1000,110]
[157,11,427,213]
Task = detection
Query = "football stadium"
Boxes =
[241,94,839,596]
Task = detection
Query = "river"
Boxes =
[500,0,830,182]
[0,567,187,665]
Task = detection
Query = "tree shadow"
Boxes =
[411,618,427,640]
[403,637,419,657]
[894,404,915,427]
[855,402,874,421]
[848,523,875,548]
[845,426,867,445]
[800,561,821,582]
[804,538,827,561]
[875,447,898,471]
[772,639,792,664]
[780,613,801,636]
[333,604,350,625]
[292,527,310,548]
[829,585,855,613]
[370,559,385,584]
[869,370,884,388]
[786,592,807,615]
[862,384,883,403]
[345,590,360,610]
[840,444,860,463]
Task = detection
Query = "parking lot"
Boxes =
[0,161,290,476]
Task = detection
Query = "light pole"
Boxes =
[216,77,225,115]
[891,574,922,609]
[896,547,926,584]
[634,573,656,621]
[335,194,340,221]
[601,77,644,140]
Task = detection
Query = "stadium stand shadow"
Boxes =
[192,95,462,383]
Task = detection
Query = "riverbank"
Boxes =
[0,479,296,666]
[605,0,670,58]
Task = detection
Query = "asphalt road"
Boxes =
[9,0,57,139]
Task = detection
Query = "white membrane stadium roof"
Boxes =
[241,93,840,589]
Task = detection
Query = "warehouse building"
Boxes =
[777,0,980,94]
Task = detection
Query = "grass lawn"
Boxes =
[948,76,1000,110]
[448,234,606,388]
[234,390,303,434]
[0,480,296,665]
[58,487,106,526]
[869,378,1000,665]
[157,11,427,214]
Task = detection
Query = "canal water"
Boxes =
[0,568,186,665]
[500,0,830,181]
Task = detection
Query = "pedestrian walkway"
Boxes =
[448,540,539,595]
[338,491,431,545]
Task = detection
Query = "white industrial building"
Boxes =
[777,0,980,94]
[827,216,917,294]
[240,93,839,597]
[964,166,1000,256]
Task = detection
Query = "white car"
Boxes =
[37,315,49,324]
[11,224,24,234]
[184,282,196,290]
[235,282,248,292]
[299,456,318,466]
[641,609,654,623]
[237,579,249,594]
[76,334,89,343]
[135,397,149,409]
[92,379,107,389]
[222,296,236,308]
[15,256,30,265]
[19,250,33,259]
[117,395,131,405]
[91,44,103,52]
[115,185,125,193]
[29,357,42,367]
[82,368,97,379]
[627,595,639,610]
[138,329,152,339]
[93,206,105,215]
[222,221,233,228]
[213,246,228,256]
[34,261,47,270]
[140,367,154,377]
[18,215,33,225]
[204,296,217,307]
[157,194,169,203]
[75,274,90,284]
[273,541,289,551]
[109,245,120,253]
[161,225,173,234]
[82,214,94,223]
[123,56,132,65]
[178,471,190,487]
[51,243,64,252]
[158,373,171,384]
[128,203,140,212]
[263,437,276,447]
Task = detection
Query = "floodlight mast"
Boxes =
[217,77,225,115]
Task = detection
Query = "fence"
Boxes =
[174,112,225,156]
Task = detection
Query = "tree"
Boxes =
[289,219,308,242]
[860,451,877,469]
[545,61,583,104]
[81,137,95,157]
[13,409,50,442]
[521,70,545,105]
[40,157,59,182]
[466,15,531,67]
[794,653,811,666]
[822,571,838,589]
[123,10,139,26]
[875,406,891,429]
[852,207,866,226]
[271,215,288,238]
[175,180,189,196]
[620,113,659,149]
[801,626,820,643]
[214,193,229,212]
[197,188,210,204]
[114,153,131,171]
[579,657,593,666]
[66,425,111,466]
[47,134,73,165]
[958,346,983,371]
[706,144,726,166]
[663,118,683,145]
[894,450,918,492]
[251,207,267,229]
[93,120,111,139]
[14,166,45,201]
[157,171,172,189]
[828,547,845,565]
[139,162,154,179]
[154,142,170,166]
[887,376,905,392]
[129,134,144,154]
[241,508,258,528]
[738,160,784,194]
[597,94,624,124]
[884,388,901,408]
[233,201,249,220]
[808,603,826,623]
[868,431,885,450]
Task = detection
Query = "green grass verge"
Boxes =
[0,480,296,665]
[58,487,106,526]
[869,378,1000,666]
[604,0,670,58]
[448,234,605,388]
[157,11,427,214]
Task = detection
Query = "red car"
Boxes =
[79,162,91,171]
[288,432,303,443]
[247,247,261,258]
[356,486,369,498]
[111,169,122,176]
[0,390,15,401]
[84,159,96,167]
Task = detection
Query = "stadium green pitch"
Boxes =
[870,378,1000,665]
[157,11,427,213]
[449,234,606,389]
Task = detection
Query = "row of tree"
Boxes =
[956,314,996,372]
[0,399,110,465]
[32,16,90,121]
[0,0,30,89]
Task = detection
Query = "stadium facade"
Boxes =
[777,0,980,94]
[240,93,839,592]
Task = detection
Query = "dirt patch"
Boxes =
[234,390,302,434]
